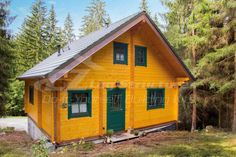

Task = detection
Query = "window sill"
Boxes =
[114,62,128,65]
[147,106,164,110]
[68,113,91,119]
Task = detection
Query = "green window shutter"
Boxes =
[135,45,147,66]
[68,91,72,117]
[68,90,92,119]
[113,42,128,65]
[147,88,165,110]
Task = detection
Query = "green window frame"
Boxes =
[147,88,165,110]
[113,42,128,64]
[29,86,34,105]
[135,45,147,66]
[68,90,92,119]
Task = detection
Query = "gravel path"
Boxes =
[0,117,27,132]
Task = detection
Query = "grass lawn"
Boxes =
[0,129,236,157]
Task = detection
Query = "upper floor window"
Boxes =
[135,45,147,66]
[68,90,92,118]
[147,88,165,110]
[29,86,34,105]
[113,42,128,64]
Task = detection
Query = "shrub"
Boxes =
[133,130,139,136]
[31,139,48,157]
[0,127,14,133]
[78,142,95,151]
[106,129,114,137]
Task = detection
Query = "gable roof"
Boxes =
[18,11,194,83]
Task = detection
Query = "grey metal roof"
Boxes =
[18,12,141,79]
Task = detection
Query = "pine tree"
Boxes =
[153,13,161,28]
[16,0,48,71]
[80,0,110,36]
[46,5,61,54]
[139,0,151,15]
[163,0,236,130]
[196,0,236,130]
[0,0,15,115]
[162,0,213,130]
[63,13,75,44]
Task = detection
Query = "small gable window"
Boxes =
[113,42,128,64]
[147,88,165,110]
[29,86,34,105]
[135,45,147,66]
[68,90,92,118]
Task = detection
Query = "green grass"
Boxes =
[0,127,14,133]
[0,116,26,118]
[99,131,236,157]
[0,130,32,157]
[0,130,236,157]
[0,141,30,157]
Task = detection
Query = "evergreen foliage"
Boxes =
[63,13,75,44]
[162,0,236,129]
[2,0,74,116]
[16,0,48,70]
[139,0,161,30]
[46,5,63,54]
[139,0,151,15]
[80,0,110,36]
[0,0,15,116]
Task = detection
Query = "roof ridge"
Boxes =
[69,11,143,45]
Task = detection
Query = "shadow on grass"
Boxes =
[154,143,235,157]
[0,142,27,157]
[99,133,236,157]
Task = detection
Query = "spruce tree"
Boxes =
[139,0,151,15]
[162,0,213,130]
[46,5,61,54]
[80,0,110,36]
[63,13,75,44]
[0,0,15,115]
[196,0,236,130]
[162,0,236,130]
[16,0,47,70]
[153,13,161,28]
[45,5,57,54]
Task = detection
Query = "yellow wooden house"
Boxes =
[18,11,194,144]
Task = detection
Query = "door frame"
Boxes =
[106,88,126,132]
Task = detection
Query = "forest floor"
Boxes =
[0,128,236,157]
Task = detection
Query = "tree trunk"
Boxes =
[191,87,197,132]
[191,27,197,132]
[218,107,221,128]
[232,52,236,132]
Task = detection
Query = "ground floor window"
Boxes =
[68,90,92,118]
[147,88,165,110]
[29,85,34,105]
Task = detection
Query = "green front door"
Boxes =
[107,88,125,132]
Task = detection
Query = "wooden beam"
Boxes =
[130,30,135,128]
[63,73,69,79]
[52,90,59,143]
[37,87,42,128]
[99,82,104,135]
